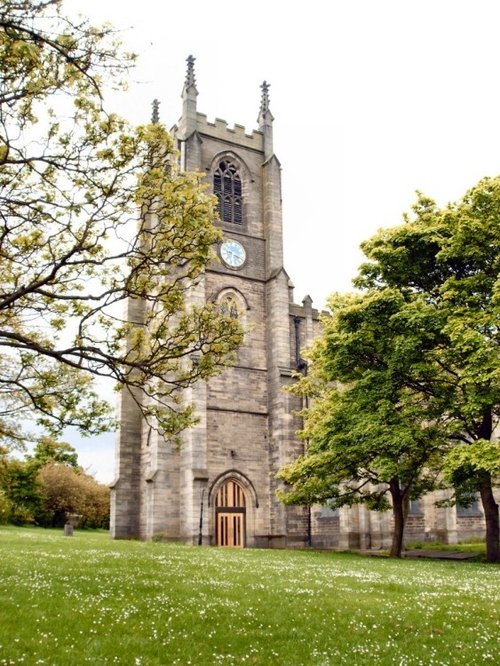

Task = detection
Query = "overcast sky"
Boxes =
[64,0,500,482]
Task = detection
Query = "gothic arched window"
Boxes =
[219,294,239,319]
[213,160,242,224]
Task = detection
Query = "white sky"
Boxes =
[64,0,500,482]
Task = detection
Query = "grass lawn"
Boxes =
[403,540,486,555]
[0,527,498,665]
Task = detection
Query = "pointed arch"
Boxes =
[214,160,241,223]
[215,479,246,508]
[208,469,259,508]
[211,287,250,311]
[210,152,251,226]
[211,288,250,331]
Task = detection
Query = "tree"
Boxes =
[278,291,449,557]
[0,1,242,445]
[358,182,499,561]
[0,434,77,523]
[0,434,110,527]
[27,435,79,468]
[279,178,500,561]
[37,461,110,528]
[0,455,41,523]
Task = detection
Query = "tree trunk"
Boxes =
[477,411,499,563]
[389,479,405,558]
[479,473,499,563]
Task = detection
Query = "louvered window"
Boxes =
[213,161,242,224]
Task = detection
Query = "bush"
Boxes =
[36,463,110,528]
[0,459,41,525]
[9,505,36,526]
[0,489,11,524]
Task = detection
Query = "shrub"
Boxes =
[0,489,11,524]
[36,463,110,528]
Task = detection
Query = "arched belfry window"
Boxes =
[213,160,242,224]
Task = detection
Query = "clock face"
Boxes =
[220,239,246,268]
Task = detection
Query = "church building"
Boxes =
[110,58,487,549]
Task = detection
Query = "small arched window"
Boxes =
[219,294,239,319]
[213,160,242,224]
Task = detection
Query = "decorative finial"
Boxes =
[260,81,270,114]
[258,80,274,157]
[185,55,196,88]
[151,99,160,124]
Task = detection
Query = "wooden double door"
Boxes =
[215,480,246,547]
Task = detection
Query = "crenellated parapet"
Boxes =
[174,113,265,151]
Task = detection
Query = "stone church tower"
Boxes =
[110,57,321,546]
[110,58,489,549]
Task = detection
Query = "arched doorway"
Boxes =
[215,479,246,547]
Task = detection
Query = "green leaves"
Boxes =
[444,440,500,479]
[0,1,242,443]
[279,175,500,558]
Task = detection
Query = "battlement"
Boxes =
[195,113,264,150]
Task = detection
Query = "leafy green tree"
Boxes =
[0,1,242,445]
[0,445,15,522]
[278,291,449,557]
[0,489,10,524]
[358,182,499,560]
[279,178,499,561]
[0,435,110,527]
[0,457,41,523]
[27,435,79,468]
[36,461,110,528]
[76,472,109,528]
